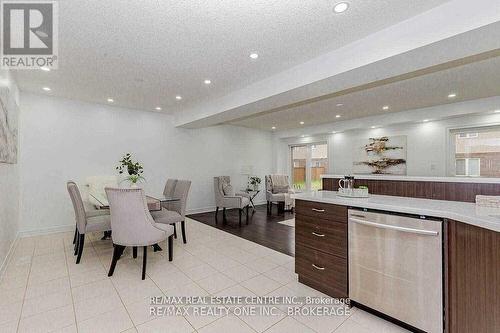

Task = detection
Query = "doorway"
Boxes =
[291,143,328,191]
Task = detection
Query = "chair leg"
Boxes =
[133,247,137,259]
[246,205,249,225]
[215,207,219,224]
[76,234,85,264]
[172,223,177,239]
[239,209,242,227]
[181,221,187,244]
[108,245,125,277]
[223,208,227,224]
[73,227,77,244]
[168,235,173,261]
[74,231,79,255]
[141,246,147,280]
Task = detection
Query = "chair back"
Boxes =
[172,180,191,217]
[105,187,163,246]
[214,176,230,206]
[67,181,87,233]
[163,179,177,197]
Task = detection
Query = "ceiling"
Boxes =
[13,0,450,113]
[229,55,500,130]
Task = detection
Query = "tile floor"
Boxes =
[0,218,409,333]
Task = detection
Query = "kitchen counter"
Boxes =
[294,190,500,232]
[320,174,500,184]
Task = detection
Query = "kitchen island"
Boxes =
[294,190,500,333]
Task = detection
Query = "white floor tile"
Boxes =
[241,275,281,296]
[18,304,75,333]
[196,272,237,294]
[77,306,133,333]
[135,315,194,333]
[264,316,315,333]
[197,314,254,333]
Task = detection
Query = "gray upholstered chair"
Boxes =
[151,179,191,244]
[163,178,177,198]
[67,181,111,264]
[265,175,295,214]
[213,176,250,226]
[105,187,174,280]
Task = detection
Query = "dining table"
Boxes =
[89,191,180,251]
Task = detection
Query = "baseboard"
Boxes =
[0,232,19,282]
[18,224,74,238]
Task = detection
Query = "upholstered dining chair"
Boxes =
[265,175,295,214]
[105,187,175,280]
[213,176,250,226]
[67,181,111,264]
[151,180,191,244]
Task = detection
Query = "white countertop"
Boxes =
[320,174,500,184]
[294,191,500,232]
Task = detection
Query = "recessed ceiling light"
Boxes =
[271,126,276,130]
[40,66,50,72]
[107,98,114,103]
[423,119,430,122]
[249,53,259,59]
[494,110,500,113]
[382,105,389,110]
[333,2,349,13]
[371,125,378,129]
[204,79,211,85]
[301,135,306,138]
[335,114,341,118]
[300,121,305,125]
[331,131,336,134]
[155,106,162,111]
[448,93,457,98]
[336,103,344,107]
[42,87,51,91]
[175,95,182,100]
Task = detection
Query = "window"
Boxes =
[291,143,328,191]
[455,158,480,176]
[458,132,478,139]
[450,126,500,177]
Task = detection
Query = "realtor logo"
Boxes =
[1,1,58,69]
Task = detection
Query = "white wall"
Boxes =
[274,99,500,178]
[19,93,273,234]
[0,70,20,275]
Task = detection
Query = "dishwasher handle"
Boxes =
[349,217,439,236]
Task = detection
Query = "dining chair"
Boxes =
[152,180,191,244]
[105,187,174,280]
[67,181,111,264]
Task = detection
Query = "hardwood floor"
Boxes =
[187,204,296,256]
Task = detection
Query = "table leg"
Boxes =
[153,244,163,252]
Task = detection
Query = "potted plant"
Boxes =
[116,153,145,187]
[249,176,261,191]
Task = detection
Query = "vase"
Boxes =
[130,183,139,188]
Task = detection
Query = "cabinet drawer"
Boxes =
[295,244,348,298]
[296,200,347,223]
[296,214,347,258]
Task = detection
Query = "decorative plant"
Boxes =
[248,176,261,190]
[116,153,145,185]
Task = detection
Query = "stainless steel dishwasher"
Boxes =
[348,209,443,333]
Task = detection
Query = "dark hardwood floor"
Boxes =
[187,204,295,256]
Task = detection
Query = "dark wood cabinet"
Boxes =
[445,220,500,333]
[295,196,500,332]
[322,178,500,203]
[295,199,348,298]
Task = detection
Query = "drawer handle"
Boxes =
[311,208,325,213]
[311,232,325,237]
[312,264,325,271]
